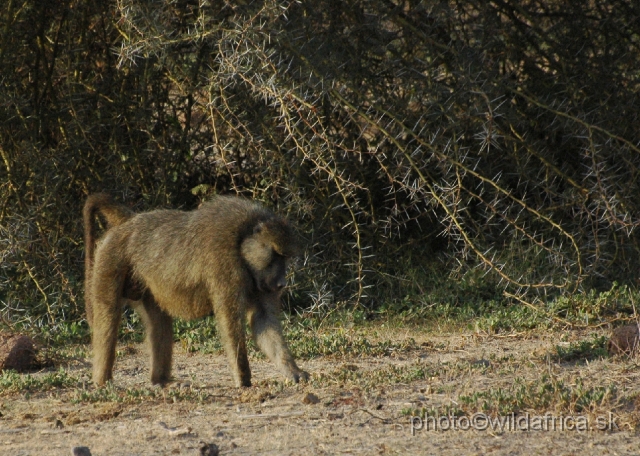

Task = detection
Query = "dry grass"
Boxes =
[1,322,639,454]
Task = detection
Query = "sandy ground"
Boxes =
[1,329,639,455]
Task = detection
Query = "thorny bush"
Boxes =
[1,0,639,330]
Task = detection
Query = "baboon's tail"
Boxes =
[83,193,135,327]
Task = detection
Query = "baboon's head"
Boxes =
[241,218,300,294]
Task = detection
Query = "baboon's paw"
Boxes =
[236,377,252,388]
[93,377,113,387]
[289,369,309,383]
[150,375,172,386]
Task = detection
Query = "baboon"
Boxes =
[83,193,308,387]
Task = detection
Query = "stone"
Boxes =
[0,333,36,372]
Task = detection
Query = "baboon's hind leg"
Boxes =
[91,259,126,385]
[92,301,123,385]
[135,298,174,385]
[248,300,308,383]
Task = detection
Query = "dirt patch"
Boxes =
[1,328,639,455]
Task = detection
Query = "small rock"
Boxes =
[302,392,320,405]
[55,419,64,429]
[199,442,219,456]
[472,359,491,368]
[157,421,193,436]
[0,333,36,372]
[71,447,92,456]
[608,323,640,355]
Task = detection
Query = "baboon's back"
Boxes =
[121,196,278,319]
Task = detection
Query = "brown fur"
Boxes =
[83,194,137,328]
[83,194,307,387]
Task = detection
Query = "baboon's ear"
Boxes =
[253,222,264,235]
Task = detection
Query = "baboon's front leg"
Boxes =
[215,299,251,387]
[248,300,308,383]
[135,298,174,385]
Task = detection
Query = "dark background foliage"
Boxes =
[1,0,639,330]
